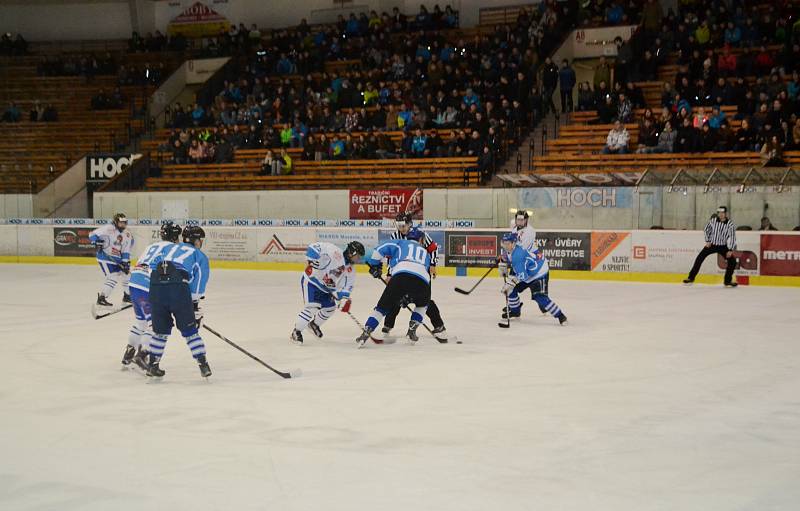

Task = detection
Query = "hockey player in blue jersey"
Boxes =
[499,231,567,325]
[357,228,432,347]
[89,212,134,307]
[120,222,180,371]
[144,223,212,378]
[291,240,366,345]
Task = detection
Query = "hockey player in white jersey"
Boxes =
[120,222,180,371]
[291,240,366,345]
[509,209,536,251]
[89,213,134,307]
[502,209,546,316]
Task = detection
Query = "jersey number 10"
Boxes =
[403,245,428,265]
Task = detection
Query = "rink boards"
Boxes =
[0,221,798,286]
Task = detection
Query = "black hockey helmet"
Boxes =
[113,212,128,231]
[395,211,413,225]
[344,240,366,263]
[514,209,530,227]
[160,221,182,242]
[182,225,206,246]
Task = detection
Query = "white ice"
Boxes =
[1,264,799,511]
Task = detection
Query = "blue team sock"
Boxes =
[533,294,562,317]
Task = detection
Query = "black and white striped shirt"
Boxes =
[704,217,737,250]
[390,229,438,267]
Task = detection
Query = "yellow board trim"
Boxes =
[2,256,799,287]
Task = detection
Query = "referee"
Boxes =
[683,206,738,287]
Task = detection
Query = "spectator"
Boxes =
[577,82,595,111]
[590,94,616,124]
[699,123,718,152]
[760,217,778,231]
[558,59,576,113]
[616,93,633,123]
[187,139,205,163]
[717,46,737,77]
[467,130,483,156]
[2,102,21,122]
[707,105,726,129]
[761,135,785,166]
[635,118,659,152]
[675,117,700,152]
[42,103,58,122]
[29,101,45,122]
[170,140,188,164]
[541,57,559,116]
[602,121,630,154]
[278,148,293,174]
[411,128,428,157]
[734,119,755,151]
[650,122,676,153]
[262,150,280,175]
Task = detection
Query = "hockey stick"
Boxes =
[379,276,460,343]
[92,303,133,320]
[202,324,297,379]
[498,275,511,329]
[454,266,494,295]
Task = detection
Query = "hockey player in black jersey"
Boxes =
[379,212,448,342]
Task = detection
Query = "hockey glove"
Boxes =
[120,261,131,275]
[368,263,383,279]
[338,299,352,313]
[193,301,204,326]
[93,239,107,251]
[501,277,519,296]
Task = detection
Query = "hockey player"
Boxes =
[503,209,546,316]
[380,212,448,342]
[357,228,432,347]
[499,232,567,325]
[509,209,536,251]
[291,240,366,345]
[120,222,182,371]
[89,213,134,307]
[144,223,211,378]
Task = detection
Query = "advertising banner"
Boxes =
[86,154,140,183]
[534,232,591,270]
[167,2,231,37]
[349,188,423,220]
[256,229,316,263]
[444,231,500,267]
[591,231,631,272]
[53,228,96,257]
[631,231,760,276]
[760,234,800,276]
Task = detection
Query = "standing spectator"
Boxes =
[683,206,738,287]
[602,121,630,154]
[541,57,559,117]
[558,59,576,114]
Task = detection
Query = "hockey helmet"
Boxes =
[182,225,206,246]
[406,227,424,242]
[160,221,182,242]
[344,240,366,263]
[501,231,518,244]
[113,212,128,231]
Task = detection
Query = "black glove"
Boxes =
[120,261,130,275]
[369,263,383,279]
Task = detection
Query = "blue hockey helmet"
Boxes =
[501,232,518,244]
[406,226,424,242]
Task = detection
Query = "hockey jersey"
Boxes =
[368,239,431,284]
[507,244,549,283]
[305,242,356,299]
[140,241,210,300]
[509,220,536,252]
[129,241,171,293]
[89,224,134,264]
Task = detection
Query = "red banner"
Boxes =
[349,188,423,220]
[760,234,800,276]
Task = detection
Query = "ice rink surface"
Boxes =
[1,264,799,511]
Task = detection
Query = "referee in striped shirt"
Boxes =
[684,206,738,287]
[382,212,448,340]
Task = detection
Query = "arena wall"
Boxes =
[93,186,800,232]
[1,220,798,286]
